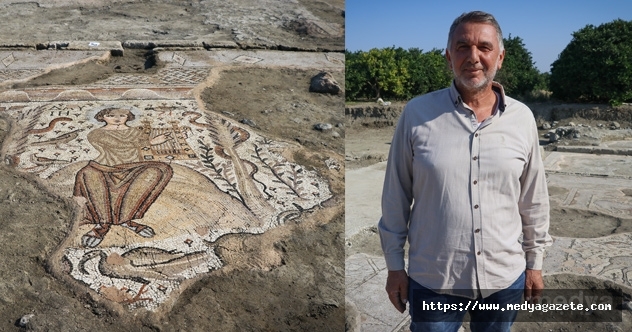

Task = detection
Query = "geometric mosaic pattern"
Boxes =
[94,74,153,86]
[0,69,46,83]
[233,55,263,64]
[94,67,210,86]
[2,53,16,67]
[156,67,209,85]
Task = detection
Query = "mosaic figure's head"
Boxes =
[94,108,136,125]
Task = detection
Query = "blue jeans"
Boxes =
[409,272,525,332]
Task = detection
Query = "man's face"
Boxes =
[446,22,505,93]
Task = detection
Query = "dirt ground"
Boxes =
[0,0,345,51]
[345,100,632,332]
[3,49,162,90]
[201,67,345,155]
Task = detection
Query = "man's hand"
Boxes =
[524,269,544,304]
[386,270,409,313]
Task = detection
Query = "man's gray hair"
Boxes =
[447,11,504,51]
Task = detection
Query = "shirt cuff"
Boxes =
[383,252,406,271]
[525,250,544,270]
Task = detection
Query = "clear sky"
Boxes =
[345,0,632,73]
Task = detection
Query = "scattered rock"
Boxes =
[309,72,341,95]
[376,98,391,106]
[314,123,333,131]
[541,122,551,130]
[18,314,34,328]
[555,127,568,137]
[611,121,621,130]
[325,158,340,170]
[331,131,340,138]
[568,121,576,127]
[222,111,235,117]
[548,126,587,143]
[240,119,256,127]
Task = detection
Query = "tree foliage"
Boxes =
[550,19,632,105]
[345,47,451,101]
[495,35,542,97]
[405,48,453,100]
[345,50,372,101]
[361,47,410,99]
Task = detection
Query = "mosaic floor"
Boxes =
[0,48,342,311]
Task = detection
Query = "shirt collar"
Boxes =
[449,80,507,113]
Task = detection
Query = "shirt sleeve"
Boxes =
[378,107,414,271]
[519,117,553,270]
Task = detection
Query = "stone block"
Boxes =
[46,41,124,56]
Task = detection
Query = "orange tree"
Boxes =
[550,19,632,105]
[344,47,451,101]
[495,35,543,97]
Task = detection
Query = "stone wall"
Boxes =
[549,105,632,122]
[346,103,632,128]
[529,103,632,126]
[344,105,404,128]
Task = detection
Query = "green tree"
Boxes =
[345,50,372,101]
[360,47,410,100]
[344,48,451,101]
[407,48,452,97]
[535,72,550,91]
[495,35,541,97]
[550,19,632,105]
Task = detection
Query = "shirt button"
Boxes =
[477,251,481,255]
[475,133,479,137]
[475,229,480,233]
[473,156,478,161]
[474,205,479,209]
[473,180,478,185]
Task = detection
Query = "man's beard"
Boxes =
[454,64,498,92]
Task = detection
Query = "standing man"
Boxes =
[378,11,552,332]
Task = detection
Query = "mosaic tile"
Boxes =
[1,97,332,311]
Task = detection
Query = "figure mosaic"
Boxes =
[73,107,179,247]
[0,99,332,310]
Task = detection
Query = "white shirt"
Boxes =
[378,81,552,298]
